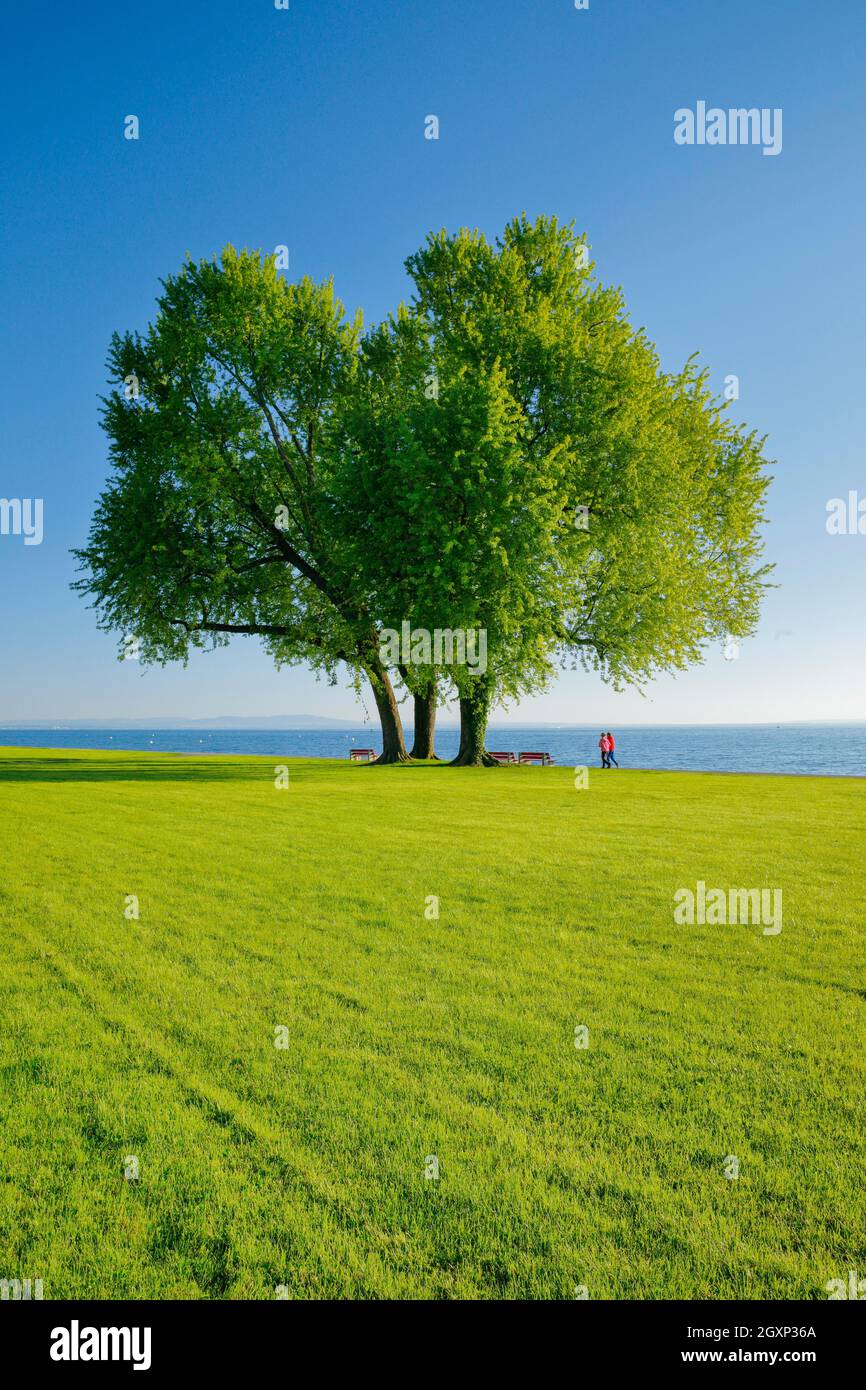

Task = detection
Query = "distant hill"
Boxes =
[0,715,365,731]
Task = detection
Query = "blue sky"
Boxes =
[1,0,864,724]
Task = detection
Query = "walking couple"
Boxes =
[598,731,618,768]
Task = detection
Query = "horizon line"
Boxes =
[2,719,866,730]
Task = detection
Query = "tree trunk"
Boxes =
[409,688,439,759]
[449,677,497,767]
[366,664,411,764]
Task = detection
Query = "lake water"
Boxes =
[1,724,865,777]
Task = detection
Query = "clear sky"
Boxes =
[2,0,864,725]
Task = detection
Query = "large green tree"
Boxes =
[74,248,414,762]
[352,215,773,762]
[77,225,772,770]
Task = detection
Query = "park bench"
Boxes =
[488,750,517,764]
[349,748,377,762]
[518,751,554,766]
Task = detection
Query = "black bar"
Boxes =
[2,1298,859,1374]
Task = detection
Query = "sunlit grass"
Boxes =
[1,746,864,1298]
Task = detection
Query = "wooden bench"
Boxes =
[349,748,377,762]
[518,751,554,766]
[488,751,517,764]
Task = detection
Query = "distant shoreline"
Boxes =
[2,720,866,732]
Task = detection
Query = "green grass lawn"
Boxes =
[1,746,864,1300]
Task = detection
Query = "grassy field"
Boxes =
[1,746,864,1300]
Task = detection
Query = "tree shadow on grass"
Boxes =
[0,755,282,783]
[0,753,459,783]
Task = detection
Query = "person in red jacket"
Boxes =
[606,731,618,767]
[598,732,610,768]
